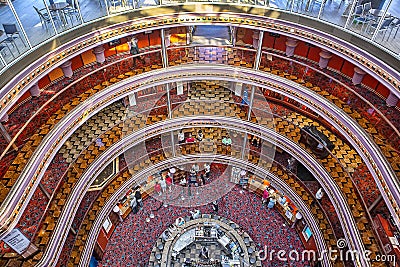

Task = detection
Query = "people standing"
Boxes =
[262,189,269,204]
[160,178,167,194]
[130,193,138,214]
[315,188,324,201]
[178,130,185,144]
[155,182,161,196]
[166,174,172,192]
[200,174,206,185]
[135,188,143,209]
[197,129,204,141]
[212,200,219,213]
[204,163,210,178]
[129,37,140,67]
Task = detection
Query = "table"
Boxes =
[49,2,70,26]
[369,9,391,18]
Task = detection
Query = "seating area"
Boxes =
[349,2,400,41]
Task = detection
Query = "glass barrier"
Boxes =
[0,3,29,62]
[79,0,108,22]
[0,0,399,72]
[380,0,400,53]
[319,0,348,27]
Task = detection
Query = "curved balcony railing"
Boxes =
[52,118,364,267]
[2,45,398,165]
[1,5,399,125]
[21,112,369,267]
[0,0,399,71]
[77,153,333,267]
[0,65,394,251]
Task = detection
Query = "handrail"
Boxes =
[0,49,161,159]
[77,154,333,267]
[29,116,366,266]
[1,4,400,120]
[1,64,395,240]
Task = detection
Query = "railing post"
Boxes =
[160,29,169,68]
[371,0,392,41]
[247,86,255,121]
[6,0,32,49]
[0,122,18,151]
[344,0,358,29]
[254,30,264,70]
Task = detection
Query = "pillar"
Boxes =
[60,60,73,78]
[285,37,298,57]
[318,49,333,69]
[29,83,40,97]
[93,45,106,64]
[128,93,137,106]
[252,30,260,49]
[386,92,399,107]
[352,67,366,85]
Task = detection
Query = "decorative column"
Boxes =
[318,49,333,69]
[122,97,129,107]
[236,28,245,46]
[386,92,399,107]
[285,37,298,57]
[60,61,73,78]
[93,45,106,64]
[128,93,137,106]
[352,67,366,85]
[29,83,40,97]
[252,30,260,49]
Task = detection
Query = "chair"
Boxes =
[2,24,27,54]
[33,6,59,30]
[363,2,372,16]
[309,0,324,13]
[351,5,364,22]
[0,41,14,59]
[368,17,395,40]
[64,0,80,25]
[109,0,122,9]
[387,17,400,40]
[351,5,370,30]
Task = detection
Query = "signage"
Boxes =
[2,229,30,254]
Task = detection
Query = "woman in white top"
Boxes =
[178,130,185,144]
[159,178,167,193]
[315,188,324,200]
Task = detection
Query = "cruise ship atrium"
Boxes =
[0,0,400,266]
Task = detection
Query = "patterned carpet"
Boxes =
[1,45,398,267]
[99,185,310,267]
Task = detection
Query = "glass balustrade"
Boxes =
[0,0,399,74]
